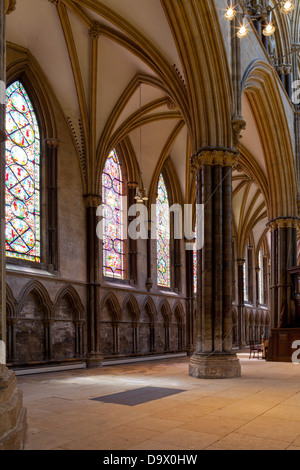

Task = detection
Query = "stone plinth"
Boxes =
[189,352,241,379]
[0,367,27,450]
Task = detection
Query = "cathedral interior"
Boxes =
[1,0,300,451]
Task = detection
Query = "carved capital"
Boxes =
[46,138,59,149]
[237,259,246,267]
[190,148,239,172]
[5,0,16,14]
[127,181,138,190]
[84,194,102,208]
[268,217,300,231]
[89,22,101,40]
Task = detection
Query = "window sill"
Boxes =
[6,262,56,278]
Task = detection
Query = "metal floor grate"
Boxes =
[91,386,186,406]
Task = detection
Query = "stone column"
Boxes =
[84,195,103,368]
[284,65,292,100]
[185,240,194,355]
[0,1,27,450]
[46,138,59,272]
[237,259,246,348]
[189,148,241,379]
[268,217,299,329]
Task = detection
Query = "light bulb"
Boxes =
[237,19,249,39]
[225,5,237,21]
[263,23,276,37]
[281,1,294,14]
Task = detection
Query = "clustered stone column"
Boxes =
[46,138,59,272]
[276,64,293,100]
[185,240,194,356]
[189,148,241,379]
[84,194,103,368]
[237,259,246,348]
[269,217,299,329]
[0,0,27,449]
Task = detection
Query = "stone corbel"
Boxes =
[232,116,246,149]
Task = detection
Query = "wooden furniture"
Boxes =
[267,328,300,362]
[249,341,262,359]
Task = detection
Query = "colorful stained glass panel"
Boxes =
[102,149,125,279]
[5,81,40,262]
[156,174,170,288]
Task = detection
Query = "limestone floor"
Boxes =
[16,353,300,450]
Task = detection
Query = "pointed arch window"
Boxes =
[5,81,41,262]
[193,222,197,294]
[156,174,170,288]
[102,149,125,280]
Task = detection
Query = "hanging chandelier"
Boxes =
[225,1,295,39]
[134,85,148,204]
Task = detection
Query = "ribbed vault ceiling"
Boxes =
[6,0,292,252]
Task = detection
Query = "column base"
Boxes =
[189,352,241,379]
[85,353,103,369]
[0,367,27,450]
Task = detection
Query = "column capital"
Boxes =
[45,137,60,148]
[267,217,300,231]
[84,194,102,208]
[190,147,239,172]
[127,181,139,190]
[283,64,292,74]
[237,259,246,267]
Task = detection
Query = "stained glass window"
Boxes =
[102,149,125,279]
[156,174,170,288]
[243,262,247,302]
[5,81,40,262]
[193,223,197,294]
[259,249,264,305]
[193,245,197,294]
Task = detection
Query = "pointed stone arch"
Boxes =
[6,284,17,319]
[100,291,121,322]
[158,298,172,324]
[242,60,297,220]
[17,280,52,320]
[54,284,84,321]
[141,296,157,324]
[122,294,140,322]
